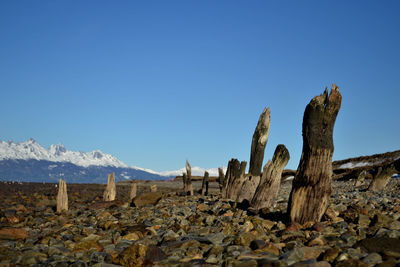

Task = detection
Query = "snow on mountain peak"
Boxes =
[0,139,226,177]
[159,166,227,177]
[0,139,128,168]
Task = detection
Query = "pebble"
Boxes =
[0,179,399,266]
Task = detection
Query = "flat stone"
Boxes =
[355,237,400,257]
[131,192,163,208]
[361,252,382,266]
[0,228,29,240]
[335,259,369,267]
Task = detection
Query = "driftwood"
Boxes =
[129,182,137,200]
[103,173,116,201]
[222,159,240,198]
[249,108,271,176]
[201,171,209,196]
[226,160,247,200]
[182,173,187,192]
[185,161,194,196]
[251,144,290,210]
[288,85,342,224]
[236,174,260,203]
[218,167,225,192]
[150,184,157,192]
[354,170,367,187]
[57,179,68,212]
[368,159,399,191]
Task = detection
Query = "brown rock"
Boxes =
[132,192,162,208]
[0,227,29,240]
[355,237,400,258]
[118,243,166,266]
[300,246,325,260]
[322,247,340,262]
[335,259,369,267]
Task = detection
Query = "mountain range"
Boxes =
[0,139,223,183]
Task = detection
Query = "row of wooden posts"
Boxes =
[180,85,341,223]
[56,173,158,213]
[183,84,399,224]
[58,85,398,224]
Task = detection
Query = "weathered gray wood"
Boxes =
[236,174,260,203]
[222,159,240,198]
[150,184,157,192]
[218,167,225,192]
[182,173,188,192]
[57,179,68,212]
[249,108,271,176]
[368,164,397,191]
[201,171,209,196]
[129,182,137,200]
[185,161,193,196]
[288,85,342,224]
[103,172,116,201]
[251,144,290,210]
[354,170,367,187]
[226,161,247,200]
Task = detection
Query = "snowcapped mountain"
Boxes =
[0,138,226,183]
[0,138,128,168]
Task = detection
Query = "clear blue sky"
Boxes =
[1,1,399,172]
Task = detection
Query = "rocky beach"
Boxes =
[0,178,399,267]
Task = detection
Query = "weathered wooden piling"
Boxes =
[129,182,137,200]
[249,108,271,176]
[288,85,342,224]
[251,144,290,209]
[185,161,194,196]
[57,179,68,212]
[368,159,399,191]
[218,167,225,192]
[150,184,157,192]
[103,172,116,201]
[201,171,209,196]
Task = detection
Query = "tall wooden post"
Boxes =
[201,171,209,196]
[103,172,116,201]
[218,167,225,193]
[222,159,240,198]
[251,145,290,209]
[288,85,342,224]
[249,108,271,176]
[182,173,188,193]
[129,182,137,200]
[225,160,247,200]
[185,161,193,196]
[57,179,68,212]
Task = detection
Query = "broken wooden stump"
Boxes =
[222,159,240,198]
[251,144,290,210]
[103,172,116,201]
[249,108,271,176]
[129,182,137,200]
[368,162,397,191]
[185,161,194,196]
[354,170,367,187]
[224,160,247,199]
[182,173,188,193]
[218,167,225,192]
[201,171,209,196]
[150,184,157,192]
[236,173,260,203]
[57,179,68,212]
[288,84,342,224]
